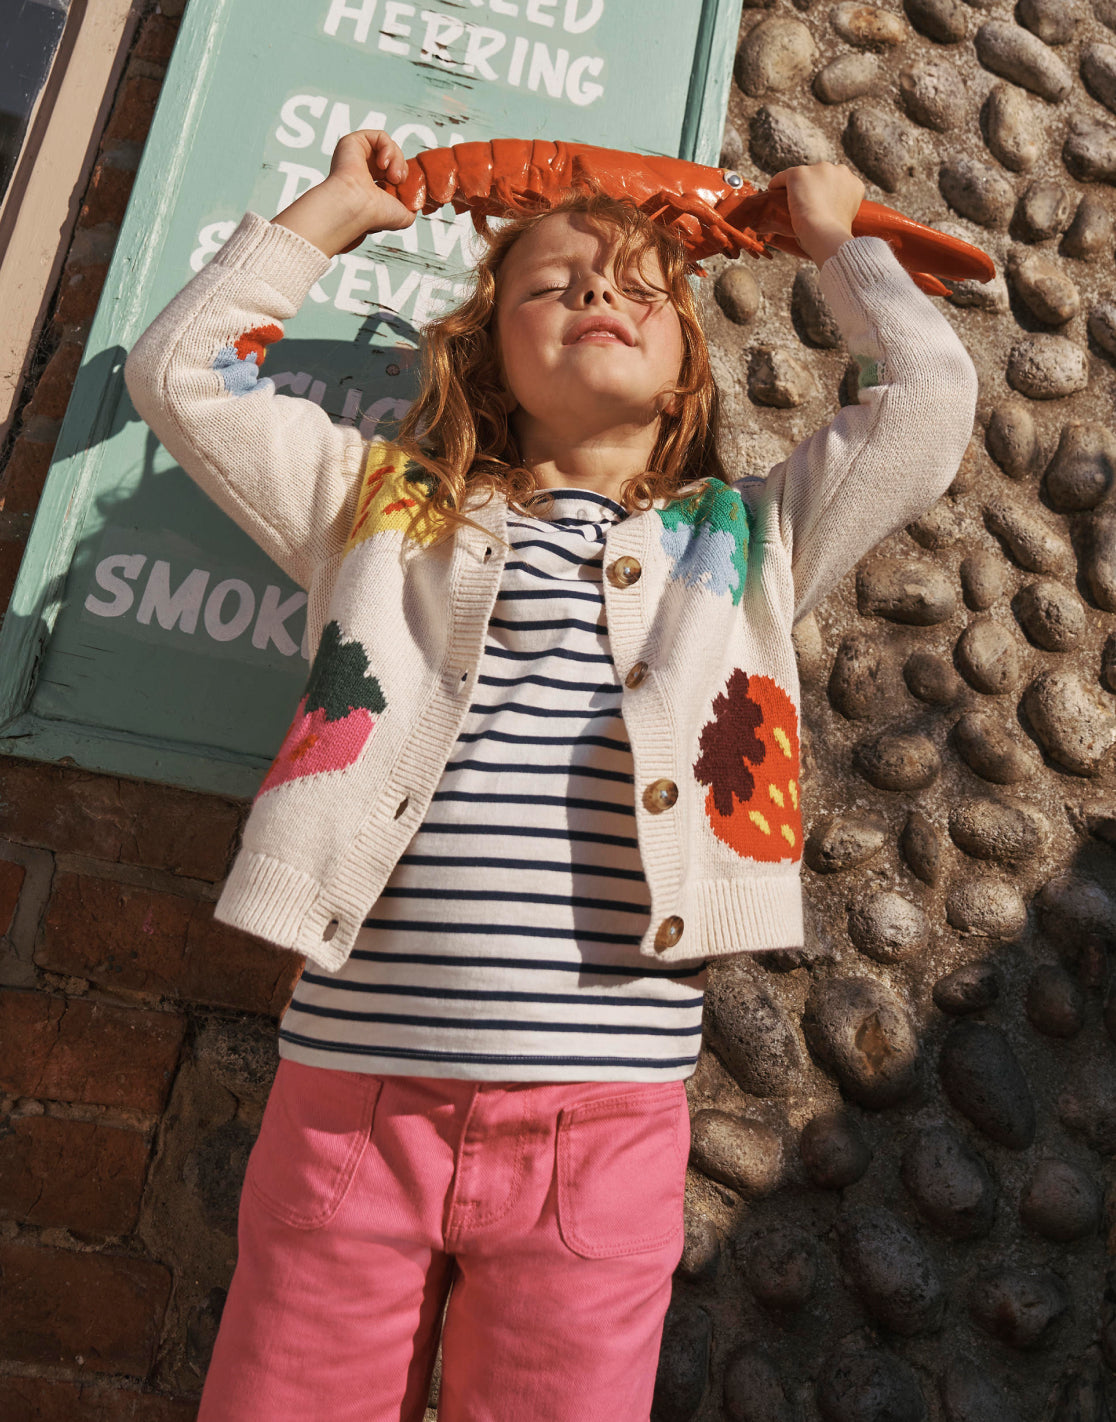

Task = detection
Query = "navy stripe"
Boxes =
[497,587,602,604]
[285,1003,701,1035]
[379,886,649,913]
[427,792,635,816]
[464,702,618,719]
[488,615,605,635]
[350,948,706,978]
[477,673,620,693]
[397,853,645,879]
[442,760,633,784]
[486,645,614,664]
[278,1031,699,1070]
[295,975,703,1008]
[407,825,639,846]
[454,731,629,750]
[358,918,643,944]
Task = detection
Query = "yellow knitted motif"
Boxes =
[345,444,444,553]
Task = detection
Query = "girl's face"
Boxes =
[494,211,685,442]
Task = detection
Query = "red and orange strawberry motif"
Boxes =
[256,620,386,798]
[693,669,802,862]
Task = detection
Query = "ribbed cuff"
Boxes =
[211,210,334,308]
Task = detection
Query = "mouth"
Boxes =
[565,316,634,346]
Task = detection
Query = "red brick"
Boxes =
[0,436,55,515]
[0,990,185,1112]
[25,342,83,423]
[0,1239,170,1376]
[0,758,241,880]
[0,1377,198,1422]
[37,871,297,1014]
[0,1115,148,1236]
[134,12,181,65]
[79,160,135,228]
[0,856,26,934]
[54,263,111,330]
[103,76,162,147]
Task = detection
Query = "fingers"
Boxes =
[366,130,408,186]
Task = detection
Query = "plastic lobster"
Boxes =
[380,138,996,297]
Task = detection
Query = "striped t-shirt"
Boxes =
[277,487,708,1081]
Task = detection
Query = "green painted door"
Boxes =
[0,0,741,795]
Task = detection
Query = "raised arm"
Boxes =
[123,130,418,592]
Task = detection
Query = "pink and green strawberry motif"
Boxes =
[256,620,386,798]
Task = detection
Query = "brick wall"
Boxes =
[0,3,302,1414]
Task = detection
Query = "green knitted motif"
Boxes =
[657,480,751,605]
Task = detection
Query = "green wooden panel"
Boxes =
[0,0,741,796]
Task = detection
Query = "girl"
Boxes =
[124,128,978,1422]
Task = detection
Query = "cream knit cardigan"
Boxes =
[124,213,979,972]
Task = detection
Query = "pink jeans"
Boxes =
[197,1060,691,1422]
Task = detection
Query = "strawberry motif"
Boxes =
[256,620,386,798]
[693,669,802,862]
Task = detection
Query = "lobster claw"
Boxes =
[720,188,996,295]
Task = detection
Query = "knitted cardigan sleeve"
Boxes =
[746,234,980,628]
[123,211,365,592]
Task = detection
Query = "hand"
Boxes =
[765,163,865,268]
[272,129,418,258]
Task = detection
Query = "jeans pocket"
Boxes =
[245,1059,382,1230]
[556,1081,688,1260]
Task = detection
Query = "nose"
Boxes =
[579,274,615,305]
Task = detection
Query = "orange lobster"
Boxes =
[380,139,995,297]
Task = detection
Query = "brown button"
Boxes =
[655,916,684,951]
[625,660,649,688]
[644,778,678,813]
[609,555,642,587]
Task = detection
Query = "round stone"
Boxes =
[945,874,1028,938]
[1022,669,1116,775]
[743,1225,818,1309]
[961,549,1010,609]
[1088,298,1116,356]
[986,400,1040,478]
[1020,1158,1101,1240]
[1061,195,1113,258]
[968,1266,1070,1347]
[939,156,1015,227]
[1063,114,1116,183]
[975,20,1074,101]
[843,106,919,191]
[1036,871,1116,946]
[856,557,956,623]
[903,0,968,44]
[983,490,1073,573]
[1082,42,1116,114]
[1005,336,1089,399]
[903,649,964,704]
[1086,504,1116,610]
[1058,1061,1116,1153]
[1018,0,1082,44]
[655,1302,712,1422]
[908,498,964,549]
[952,711,1039,783]
[1042,421,1116,511]
[1014,179,1075,242]
[813,52,881,104]
[938,1020,1036,1147]
[802,977,921,1108]
[854,730,941,791]
[799,1108,872,1188]
[678,1208,722,1282]
[939,1356,1025,1422]
[804,812,888,872]
[828,633,900,719]
[948,797,1052,863]
[747,346,815,407]
[750,103,835,172]
[898,59,965,130]
[900,1123,997,1237]
[831,2,908,48]
[723,1346,792,1422]
[900,808,943,884]
[836,1205,946,1335]
[689,1110,784,1196]
[735,17,817,97]
[1025,963,1086,1037]
[1014,578,1085,651]
[791,267,841,346]
[983,83,1041,171]
[703,961,805,1097]
[955,618,1024,695]
[1006,249,1080,324]
[932,959,1002,1014]
[714,266,761,324]
[816,1348,928,1422]
[847,890,930,963]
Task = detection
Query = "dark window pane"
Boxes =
[0,0,70,206]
